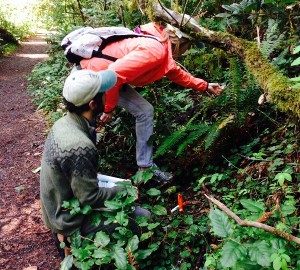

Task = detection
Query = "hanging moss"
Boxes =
[242,42,300,120]
[193,30,300,121]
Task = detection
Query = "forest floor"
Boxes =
[0,34,61,269]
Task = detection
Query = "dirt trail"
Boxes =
[0,34,60,269]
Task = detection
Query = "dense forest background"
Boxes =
[1,0,299,269]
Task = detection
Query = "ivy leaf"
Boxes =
[94,231,110,247]
[240,199,266,213]
[220,240,247,267]
[113,245,128,270]
[249,240,271,267]
[60,255,73,270]
[152,205,167,215]
[126,235,139,253]
[104,200,123,210]
[146,188,161,196]
[209,209,233,237]
[116,211,128,226]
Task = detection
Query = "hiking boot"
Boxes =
[150,163,173,183]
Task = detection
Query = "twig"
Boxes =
[204,194,300,245]
[180,0,189,28]
[157,0,180,27]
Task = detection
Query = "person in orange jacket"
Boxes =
[80,22,223,183]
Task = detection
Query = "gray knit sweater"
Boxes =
[40,112,121,236]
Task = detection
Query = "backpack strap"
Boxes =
[92,34,162,62]
[92,49,118,62]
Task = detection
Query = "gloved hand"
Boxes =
[207,83,224,96]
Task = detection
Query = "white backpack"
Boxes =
[61,26,158,64]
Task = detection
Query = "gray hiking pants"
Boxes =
[117,84,154,168]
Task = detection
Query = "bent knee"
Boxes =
[136,103,154,119]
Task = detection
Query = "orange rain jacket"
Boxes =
[81,22,208,112]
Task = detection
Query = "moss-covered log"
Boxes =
[139,0,300,121]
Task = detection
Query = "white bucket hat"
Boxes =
[63,69,117,106]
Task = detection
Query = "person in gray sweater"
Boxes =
[40,69,149,258]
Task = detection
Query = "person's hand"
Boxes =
[207,83,224,96]
[100,112,113,123]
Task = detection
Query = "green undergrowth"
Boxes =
[28,31,299,270]
[60,122,299,269]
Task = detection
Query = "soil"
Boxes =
[0,34,61,269]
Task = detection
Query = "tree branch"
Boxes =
[204,194,300,245]
[138,0,300,121]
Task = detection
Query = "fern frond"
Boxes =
[154,126,188,158]
[261,19,285,59]
[176,124,210,156]
[204,119,224,150]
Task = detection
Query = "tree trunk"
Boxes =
[140,1,300,121]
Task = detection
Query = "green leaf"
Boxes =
[70,230,81,248]
[113,245,128,269]
[273,256,282,270]
[275,173,292,186]
[220,240,247,267]
[132,170,153,184]
[281,254,291,263]
[147,222,160,230]
[116,211,128,226]
[94,231,110,247]
[81,260,95,270]
[291,57,300,66]
[93,248,110,259]
[289,76,300,82]
[281,258,288,270]
[137,248,153,260]
[104,200,123,210]
[81,204,92,215]
[126,235,139,253]
[60,255,73,270]
[140,231,153,241]
[146,188,161,196]
[235,260,259,270]
[240,199,266,213]
[293,45,300,54]
[152,205,167,215]
[209,209,233,237]
[249,241,271,267]
[281,204,296,216]
[71,247,90,260]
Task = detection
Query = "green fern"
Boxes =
[204,118,223,150]
[176,124,210,156]
[154,126,189,158]
[260,19,285,59]
[155,56,261,161]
